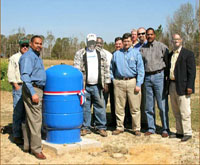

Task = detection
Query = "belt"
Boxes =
[32,83,44,90]
[145,69,163,75]
[170,79,176,82]
[116,77,135,80]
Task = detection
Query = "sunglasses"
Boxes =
[138,32,146,36]
[21,44,29,48]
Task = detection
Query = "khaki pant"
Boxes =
[114,78,141,131]
[169,82,192,136]
[22,85,43,153]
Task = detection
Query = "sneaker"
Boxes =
[97,129,107,137]
[81,129,91,136]
[133,131,141,136]
[112,129,124,135]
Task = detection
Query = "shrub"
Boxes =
[1,59,12,91]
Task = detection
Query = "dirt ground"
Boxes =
[0,91,199,164]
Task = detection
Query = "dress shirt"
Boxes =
[19,48,46,96]
[140,40,169,72]
[170,46,182,80]
[7,52,23,83]
[110,47,144,87]
[134,40,147,51]
[103,48,112,67]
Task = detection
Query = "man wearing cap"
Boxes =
[74,33,111,137]
[19,35,46,159]
[7,37,29,145]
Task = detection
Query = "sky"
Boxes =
[1,0,198,43]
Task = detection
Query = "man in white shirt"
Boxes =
[7,37,29,145]
[96,37,112,106]
[74,33,111,137]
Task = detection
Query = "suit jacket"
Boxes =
[167,47,196,96]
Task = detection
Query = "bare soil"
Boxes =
[0,91,199,164]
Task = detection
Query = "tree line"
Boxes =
[1,3,199,64]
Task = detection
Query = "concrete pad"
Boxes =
[42,137,101,155]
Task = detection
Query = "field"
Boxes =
[0,59,199,164]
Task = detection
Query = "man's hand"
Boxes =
[134,86,141,93]
[187,88,192,95]
[13,83,21,91]
[32,94,39,103]
[103,84,109,93]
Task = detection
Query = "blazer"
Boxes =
[167,47,196,96]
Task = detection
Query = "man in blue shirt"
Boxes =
[19,35,46,160]
[111,33,144,136]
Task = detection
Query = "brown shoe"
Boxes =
[161,132,169,138]
[13,137,24,145]
[32,151,46,160]
[133,131,141,136]
[81,129,91,136]
[97,129,107,137]
[144,132,153,136]
[112,129,124,135]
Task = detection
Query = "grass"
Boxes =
[155,95,199,132]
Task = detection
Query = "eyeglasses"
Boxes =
[138,32,146,36]
[21,44,29,48]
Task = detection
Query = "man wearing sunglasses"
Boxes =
[7,37,29,145]
[134,27,149,130]
[135,27,147,50]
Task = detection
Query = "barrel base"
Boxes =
[46,129,81,144]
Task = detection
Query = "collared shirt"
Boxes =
[132,41,139,48]
[102,48,112,67]
[19,48,46,96]
[7,52,23,83]
[170,46,182,80]
[134,40,147,50]
[140,40,169,72]
[110,47,144,87]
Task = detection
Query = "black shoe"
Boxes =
[181,135,192,142]
[13,137,24,145]
[169,133,183,139]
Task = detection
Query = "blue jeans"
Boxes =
[144,71,169,133]
[12,85,25,137]
[82,85,106,130]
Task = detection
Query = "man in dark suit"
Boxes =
[168,33,196,142]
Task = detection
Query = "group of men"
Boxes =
[7,27,196,160]
[74,27,196,142]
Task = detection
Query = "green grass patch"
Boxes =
[1,59,12,91]
[155,96,199,132]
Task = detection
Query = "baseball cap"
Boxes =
[19,37,29,45]
[86,33,97,42]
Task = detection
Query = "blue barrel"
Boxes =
[43,64,84,144]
